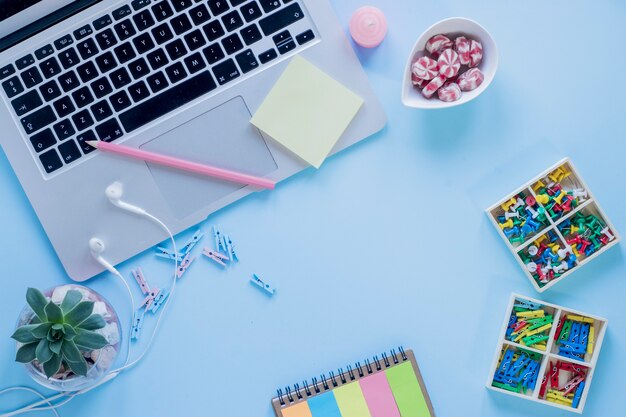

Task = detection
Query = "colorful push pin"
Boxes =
[250,273,275,296]
[349,6,387,48]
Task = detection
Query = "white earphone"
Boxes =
[88,237,118,275]
[105,182,146,216]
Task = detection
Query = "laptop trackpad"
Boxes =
[139,96,278,219]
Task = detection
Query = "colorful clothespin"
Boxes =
[140,290,158,310]
[131,268,151,295]
[250,274,275,296]
[150,289,169,313]
[213,225,227,252]
[155,246,183,262]
[176,253,195,279]
[225,235,238,262]
[202,247,229,266]
[131,308,146,341]
[180,229,204,255]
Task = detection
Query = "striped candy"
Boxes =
[437,49,461,78]
[457,68,485,91]
[437,82,462,102]
[425,34,453,57]
[411,56,439,80]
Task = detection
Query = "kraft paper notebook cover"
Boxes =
[272,347,435,417]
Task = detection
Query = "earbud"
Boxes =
[88,237,118,275]
[105,182,146,215]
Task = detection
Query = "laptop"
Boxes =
[0,0,386,281]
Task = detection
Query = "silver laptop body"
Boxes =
[0,0,386,281]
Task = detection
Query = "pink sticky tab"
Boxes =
[359,372,401,417]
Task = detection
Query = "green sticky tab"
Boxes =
[386,362,432,417]
[333,381,371,417]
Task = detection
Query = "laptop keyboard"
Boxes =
[0,0,316,175]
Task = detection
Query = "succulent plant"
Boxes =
[11,288,109,378]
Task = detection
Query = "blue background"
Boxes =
[1,1,625,416]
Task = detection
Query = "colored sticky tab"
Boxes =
[307,391,342,417]
[359,372,401,417]
[386,362,432,417]
[282,402,313,417]
[334,382,371,417]
[250,55,364,168]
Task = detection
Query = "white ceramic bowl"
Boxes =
[401,17,498,109]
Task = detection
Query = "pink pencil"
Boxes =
[86,140,275,190]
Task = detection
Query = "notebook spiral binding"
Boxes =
[276,346,408,406]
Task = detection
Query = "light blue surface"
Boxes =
[1,1,625,416]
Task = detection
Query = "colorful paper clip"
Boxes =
[250,274,275,296]
[131,308,146,341]
[150,289,169,313]
[176,253,196,279]
[180,229,204,255]
[202,247,229,266]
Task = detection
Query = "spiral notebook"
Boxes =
[272,347,435,417]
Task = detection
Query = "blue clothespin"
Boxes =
[176,253,195,279]
[155,246,183,262]
[250,274,275,296]
[572,381,585,408]
[225,234,238,262]
[150,289,169,313]
[514,299,542,310]
[496,350,514,376]
[180,229,203,255]
[212,225,224,251]
[131,308,146,341]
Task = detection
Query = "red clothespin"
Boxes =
[513,321,528,332]
[539,373,549,398]
[549,361,559,389]
[202,247,229,266]
[553,318,565,341]
[558,362,588,376]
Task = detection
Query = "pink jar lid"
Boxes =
[349,6,387,48]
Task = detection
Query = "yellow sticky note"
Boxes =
[250,55,364,168]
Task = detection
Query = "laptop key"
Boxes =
[114,19,137,41]
[76,61,99,83]
[146,71,169,93]
[184,29,207,51]
[165,39,187,60]
[34,44,54,60]
[203,20,225,42]
[39,148,63,173]
[93,14,113,30]
[222,10,244,31]
[96,29,118,50]
[95,51,118,73]
[39,57,62,79]
[12,90,43,116]
[114,42,137,64]
[240,2,262,22]
[110,67,132,88]
[77,39,99,60]
[53,97,75,117]
[259,3,304,36]
[259,0,281,13]
[129,58,151,79]
[2,76,24,98]
[53,119,75,140]
[212,58,239,85]
[147,48,169,70]
[296,29,314,45]
[171,14,193,35]
[230,0,247,5]
[39,80,62,101]
[73,24,93,40]
[172,0,194,12]
[133,32,156,53]
[258,48,277,64]
[0,64,15,80]
[273,30,296,54]
[90,100,113,121]
[21,105,56,134]
[112,5,132,20]
[58,140,82,164]
[165,62,187,84]
[189,4,211,25]
[241,24,262,45]
[183,52,207,74]
[202,43,225,64]
[110,90,132,111]
[91,77,113,98]
[221,34,244,54]
[76,130,97,154]
[131,0,152,10]
[54,35,74,51]
[72,86,95,108]
[16,54,35,70]
[129,80,150,102]
[72,109,94,131]
[21,67,43,88]
[30,129,56,152]
[152,23,174,44]
[133,10,155,31]
[235,49,258,73]
[58,48,80,69]
[95,118,124,142]
[208,0,230,16]
[119,71,217,132]
[11,90,43,116]
[151,1,174,21]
